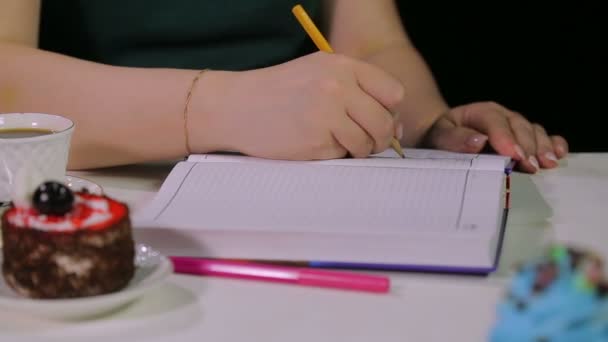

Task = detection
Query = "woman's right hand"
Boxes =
[189,51,405,160]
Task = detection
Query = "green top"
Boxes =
[39,0,321,70]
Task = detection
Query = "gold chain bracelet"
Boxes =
[183,69,209,155]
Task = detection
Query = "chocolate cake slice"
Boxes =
[1,181,135,299]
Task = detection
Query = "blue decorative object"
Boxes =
[490,245,608,341]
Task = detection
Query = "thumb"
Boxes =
[429,124,489,153]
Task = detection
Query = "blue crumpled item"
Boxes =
[490,246,608,341]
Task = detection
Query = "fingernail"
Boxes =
[396,123,403,140]
[544,152,558,162]
[528,156,540,170]
[514,145,526,160]
[466,134,488,148]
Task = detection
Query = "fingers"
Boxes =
[551,135,569,158]
[345,88,396,154]
[427,101,568,173]
[426,118,488,153]
[331,112,375,158]
[533,124,559,168]
[352,59,405,112]
[314,138,348,160]
[460,104,539,173]
[460,106,524,159]
[508,114,539,170]
[512,114,568,171]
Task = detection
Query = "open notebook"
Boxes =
[133,149,512,274]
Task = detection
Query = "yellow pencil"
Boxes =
[292,4,405,158]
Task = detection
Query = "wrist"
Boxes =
[185,69,242,154]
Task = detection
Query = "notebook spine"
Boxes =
[505,173,511,209]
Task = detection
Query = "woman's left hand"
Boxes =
[422,101,568,173]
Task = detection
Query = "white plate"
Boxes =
[65,175,103,195]
[0,244,173,320]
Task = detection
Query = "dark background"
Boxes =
[396,2,605,152]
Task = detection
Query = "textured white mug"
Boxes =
[0,113,74,203]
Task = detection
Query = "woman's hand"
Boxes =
[422,101,569,173]
[189,51,405,160]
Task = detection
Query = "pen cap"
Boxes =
[298,269,390,293]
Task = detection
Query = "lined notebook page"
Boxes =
[149,161,481,234]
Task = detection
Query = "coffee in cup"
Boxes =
[0,113,74,203]
[0,128,56,139]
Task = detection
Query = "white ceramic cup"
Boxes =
[0,113,74,203]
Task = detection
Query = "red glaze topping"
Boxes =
[5,193,127,232]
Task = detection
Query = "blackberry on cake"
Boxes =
[1,180,135,299]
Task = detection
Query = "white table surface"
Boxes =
[1,153,607,342]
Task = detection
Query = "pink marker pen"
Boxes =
[170,257,390,293]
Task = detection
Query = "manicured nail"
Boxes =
[396,123,403,140]
[466,134,488,148]
[528,156,540,170]
[514,145,526,160]
[544,152,558,162]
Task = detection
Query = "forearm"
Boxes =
[0,43,197,169]
[362,42,449,147]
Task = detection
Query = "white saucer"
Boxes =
[65,175,103,195]
[0,176,102,206]
[0,244,173,320]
